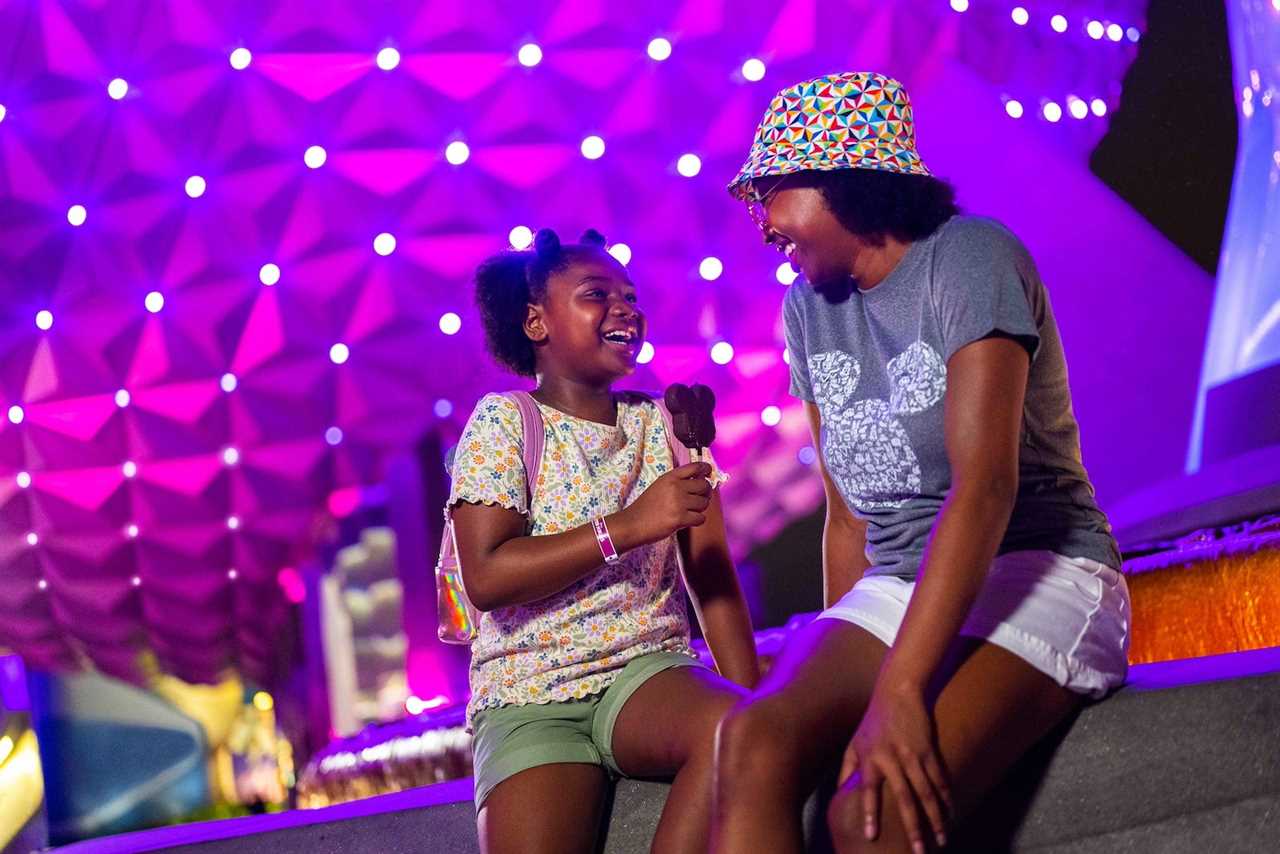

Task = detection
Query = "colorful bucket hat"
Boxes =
[727,71,931,201]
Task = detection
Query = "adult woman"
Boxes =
[711,72,1130,854]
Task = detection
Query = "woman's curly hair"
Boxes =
[473,228,608,376]
[797,168,959,245]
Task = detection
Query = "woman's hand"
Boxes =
[834,683,952,852]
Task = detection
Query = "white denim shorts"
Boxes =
[818,550,1131,698]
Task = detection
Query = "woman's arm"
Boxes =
[876,335,1029,694]
[679,489,760,688]
[452,461,714,611]
[805,401,871,607]
[842,335,1031,849]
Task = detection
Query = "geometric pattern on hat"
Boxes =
[728,71,931,200]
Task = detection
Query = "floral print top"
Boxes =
[449,393,707,725]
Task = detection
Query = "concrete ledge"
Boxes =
[55,648,1280,853]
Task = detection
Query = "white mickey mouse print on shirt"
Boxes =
[810,341,947,511]
[887,340,946,415]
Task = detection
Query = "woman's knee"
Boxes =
[826,782,917,854]
[826,786,865,852]
[714,695,803,782]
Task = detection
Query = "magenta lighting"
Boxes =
[0,0,1160,690]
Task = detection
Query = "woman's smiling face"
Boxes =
[754,176,864,294]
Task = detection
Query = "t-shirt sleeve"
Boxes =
[932,220,1041,363]
[783,285,815,401]
[448,394,529,515]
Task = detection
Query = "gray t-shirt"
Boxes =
[785,215,1120,578]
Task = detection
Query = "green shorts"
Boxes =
[471,650,704,809]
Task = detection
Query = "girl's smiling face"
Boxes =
[526,248,646,385]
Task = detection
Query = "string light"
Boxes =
[647,38,673,61]
[509,226,533,249]
[581,136,606,160]
[517,44,543,67]
[445,141,470,165]
[304,145,327,169]
[608,243,632,265]
[376,48,401,71]
[677,153,702,177]
[373,233,397,256]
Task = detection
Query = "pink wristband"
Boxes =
[591,516,620,565]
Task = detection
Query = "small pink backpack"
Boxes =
[436,391,690,644]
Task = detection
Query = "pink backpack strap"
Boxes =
[623,391,690,468]
[502,390,545,508]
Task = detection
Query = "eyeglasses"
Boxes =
[745,174,792,235]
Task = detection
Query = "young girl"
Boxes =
[450,227,759,854]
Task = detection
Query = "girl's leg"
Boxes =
[712,618,892,854]
[478,763,609,854]
[826,640,1086,853]
[607,665,748,854]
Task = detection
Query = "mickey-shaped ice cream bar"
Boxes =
[664,383,717,462]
